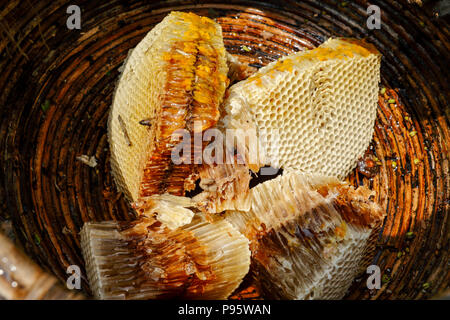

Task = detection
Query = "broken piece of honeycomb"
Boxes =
[220,38,381,180]
[192,162,251,213]
[132,194,196,230]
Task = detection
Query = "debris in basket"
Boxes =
[33,233,41,245]
[76,155,97,168]
[62,226,72,235]
[207,8,220,18]
[0,220,14,241]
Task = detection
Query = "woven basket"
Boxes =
[0,0,448,299]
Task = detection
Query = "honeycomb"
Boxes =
[103,11,384,300]
[132,194,196,230]
[81,214,250,300]
[220,38,381,180]
[108,12,228,202]
[226,172,384,299]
